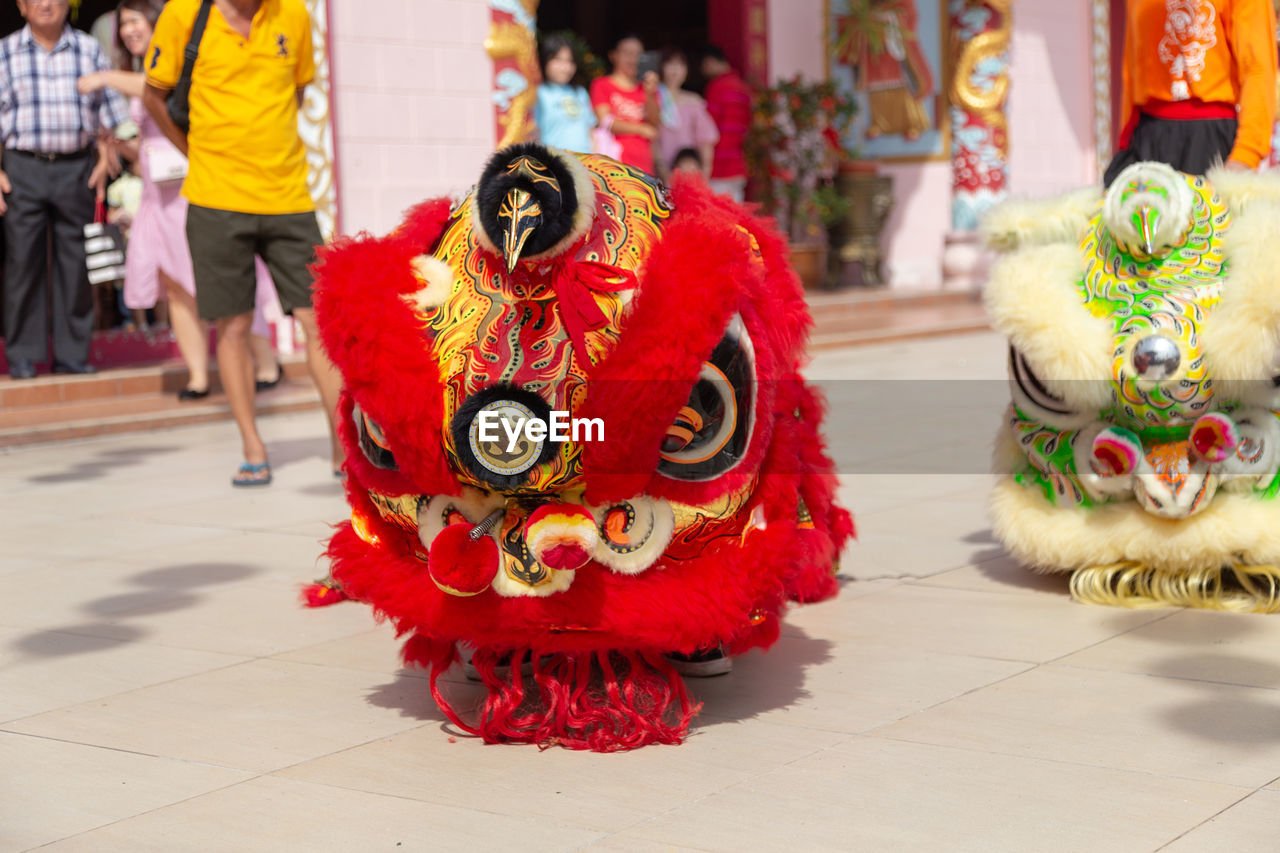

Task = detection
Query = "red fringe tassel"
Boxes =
[421,642,700,752]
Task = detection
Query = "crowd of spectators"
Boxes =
[534,32,750,199]
[0,0,283,398]
[0,0,341,488]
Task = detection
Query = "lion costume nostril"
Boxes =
[525,503,598,571]
[1091,426,1141,477]
[1190,412,1241,463]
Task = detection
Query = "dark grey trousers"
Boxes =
[2,148,96,366]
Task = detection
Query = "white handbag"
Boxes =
[145,139,188,184]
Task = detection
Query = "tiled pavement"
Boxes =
[4,331,1280,852]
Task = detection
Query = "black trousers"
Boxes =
[1103,113,1239,187]
[1,148,96,366]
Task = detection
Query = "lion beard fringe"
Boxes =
[403,636,701,751]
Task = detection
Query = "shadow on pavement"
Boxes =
[365,672,478,727]
[260,435,335,468]
[973,552,1071,596]
[694,627,834,728]
[11,623,147,657]
[26,444,182,485]
[362,633,830,742]
[9,560,261,658]
[1157,657,1280,745]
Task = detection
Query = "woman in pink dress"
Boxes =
[655,48,718,181]
[79,0,282,400]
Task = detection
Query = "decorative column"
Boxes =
[301,0,338,240]
[486,0,541,149]
[1091,0,1113,177]
[942,0,1012,290]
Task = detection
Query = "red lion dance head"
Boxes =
[313,143,851,751]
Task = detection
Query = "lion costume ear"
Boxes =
[312,198,460,492]
[981,187,1113,411]
[983,233,1114,414]
[980,186,1101,252]
[578,176,807,507]
[1201,190,1280,395]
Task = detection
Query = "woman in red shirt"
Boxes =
[590,35,661,174]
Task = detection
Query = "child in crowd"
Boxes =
[534,33,596,154]
[671,147,703,175]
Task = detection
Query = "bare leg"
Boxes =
[248,332,280,383]
[162,271,209,392]
[215,311,267,467]
[291,308,345,471]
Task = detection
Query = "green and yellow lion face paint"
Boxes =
[984,162,1280,612]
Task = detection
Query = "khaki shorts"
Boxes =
[186,204,322,320]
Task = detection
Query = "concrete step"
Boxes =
[0,358,317,450]
[1,289,992,449]
[805,287,982,316]
[805,288,990,348]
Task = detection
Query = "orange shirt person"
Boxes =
[1105,0,1277,186]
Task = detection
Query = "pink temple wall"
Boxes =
[330,0,495,236]
[767,0,824,81]
[770,1,1097,288]
[327,0,1097,282]
[1005,2,1098,195]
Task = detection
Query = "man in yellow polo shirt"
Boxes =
[143,0,343,487]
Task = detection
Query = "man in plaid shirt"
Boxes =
[0,0,126,379]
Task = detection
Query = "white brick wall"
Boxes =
[330,0,494,236]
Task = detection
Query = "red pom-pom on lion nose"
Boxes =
[428,523,499,596]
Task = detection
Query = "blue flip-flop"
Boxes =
[232,461,272,487]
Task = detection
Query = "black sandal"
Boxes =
[255,361,283,392]
[177,387,210,401]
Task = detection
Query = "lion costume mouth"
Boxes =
[356,482,756,599]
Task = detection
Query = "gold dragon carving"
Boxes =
[1091,0,1112,173]
[486,0,541,148]
[950,0,1013,139]
[302,0,337,240]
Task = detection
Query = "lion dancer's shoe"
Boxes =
[983,161,1280,613]
[310,143,851,750]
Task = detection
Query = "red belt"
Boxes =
[1141,101,1237,121]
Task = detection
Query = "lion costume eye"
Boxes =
[657,316,755,481]
[1009,346,1075,417]
[353,405,398,470]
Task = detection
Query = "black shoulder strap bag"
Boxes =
[166,0,214,134]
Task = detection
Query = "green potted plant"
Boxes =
[745,76,857,289]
